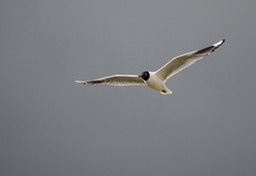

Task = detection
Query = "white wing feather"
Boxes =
[155,39,225,81]
[75,74,145,86]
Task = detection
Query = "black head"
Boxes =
[139,71,150,81]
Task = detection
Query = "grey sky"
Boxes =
[1,0,256,176]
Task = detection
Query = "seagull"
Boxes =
[75,39,225,95]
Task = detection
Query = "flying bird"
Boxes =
[75,39,225,95]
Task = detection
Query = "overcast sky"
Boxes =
[1,0,256,176]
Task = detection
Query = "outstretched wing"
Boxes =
[75,74,145,86]
[155,39,225,81]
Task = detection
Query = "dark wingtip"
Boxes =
[86,79,105,84]
[195,39,225,55]
[221,39,226,45]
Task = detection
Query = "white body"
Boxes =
[145,72,172,94]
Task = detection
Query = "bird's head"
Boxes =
[138,71,150,81]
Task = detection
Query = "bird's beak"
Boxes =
[138,75,142,78]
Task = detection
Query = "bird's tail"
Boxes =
[160,86,172,95]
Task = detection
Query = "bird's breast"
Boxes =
[146,73,165,91]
